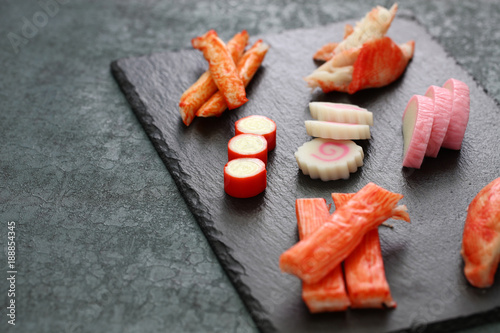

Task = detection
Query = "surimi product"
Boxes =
[228,134,268,165]
[235,115,277,150]
[441,78,470,150]
[402,95,435,169]
[305,121,371,140]
[309,102,373,125]
[424,85,453,158]
[224,158,266,198]
[295,138,364,181]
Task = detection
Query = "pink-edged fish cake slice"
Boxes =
[305,120,371,140]
[309,102,374,125]
[441,78,470,150]
[402,95,435,169]
[424,85,453,157]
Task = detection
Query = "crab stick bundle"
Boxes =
[309,102,373,125]
[192,30,248,110]
[228,134,268,165]
[332,193,402,309]
[235,115,277,151]
[197,40,270,117]
[402,95,435,169]
[296,198,350,312]
[179,30,249,126]
[424,85,453,157]
[312,24,354,62]
[461,177,500,288]
[441,78,470,150]
[305,120,371,140]
[280,183,405,284]
[295,139,364,181]
[224,158,266,198]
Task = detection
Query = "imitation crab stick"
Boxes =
[441,78,470,150]
[332,193,408,309]
[313,24,354,62]
[461,177,500,288]
[192,30,248,110]
[179,30,249,126]
[309,102,373,125]
[197,40,270,117]
[235,115,277,151]
[296,199,350,312]
[424,85,453,158]
[224,158,266,198]
[305,120,371,140]
[280,183,405,284]
[228,134,268,165]
[402,95,435,169]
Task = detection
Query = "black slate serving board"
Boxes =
[111,17,500,333]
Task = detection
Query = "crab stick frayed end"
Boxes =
[228,134,268,165]
[224,158,266,198]
[235,115,277,151]
[192,30,248,110]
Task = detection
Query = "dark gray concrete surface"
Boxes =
[0,1,499,332]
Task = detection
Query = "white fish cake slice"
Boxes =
[309,102,373,125]
[295,138,364,181]
[305,120,371,140]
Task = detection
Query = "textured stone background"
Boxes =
[0,1,499,332]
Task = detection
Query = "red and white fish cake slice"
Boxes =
[441,78,471,150]
[224,158,266,198]
[309,102,373,125]
[424,85,453,158]
[235,115,277,151]
[305,121,371,140]
[228,133,268,165]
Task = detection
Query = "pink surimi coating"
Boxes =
[441,79,470,150]
[424,85,453,158]
[402,95,435,169]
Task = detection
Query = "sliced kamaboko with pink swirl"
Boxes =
[309,102,373,126]
[424,85,453,158]
[305,121,371,140]
[294,138,364,181]
[441,78,470,150]
[402,95,435,169]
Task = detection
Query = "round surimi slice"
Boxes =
[228,134,268,165]
[235,115,277,150]
[402,95,435,169]
[441,78,470,150]
[224,158,266,198]
[295,138,364,181]
[305,120,371,140]
[309,102,374,125]
[424,85,453,157]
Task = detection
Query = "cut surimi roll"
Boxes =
[295,138,364,181]
[228,134,268,165]
[224,158,266,198]
[309,102,374,126]
[424,85,453,158]
[402,95,435,169]
[235,115,277,150]
[305,120,371,140]
[441,78,470,150]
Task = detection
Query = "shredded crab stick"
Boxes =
[461,177,500,288]
[280,183,405,284]
[179,30,249,125]
[332,193,409,309]
[313,24,354,62]
[228,134,268,165]
[235,115,277,151]
[309,102,373,126]
[441,78,470,150]
[192,30,248,110]
[424,85,453,157]
[295,198,350,312]
[224,158,266,198]
[305,121,371,140]
[197,40,270,118]
[295,139,363,181]
[402,95,435,169]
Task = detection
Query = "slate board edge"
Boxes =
[110,60,275,333]
[109,17,500,332]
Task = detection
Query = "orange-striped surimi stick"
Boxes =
[192,30,248,111]
[179,30,248,126]
[295,198,350,313]
[197,40,269,117]
[332,193,406,308]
